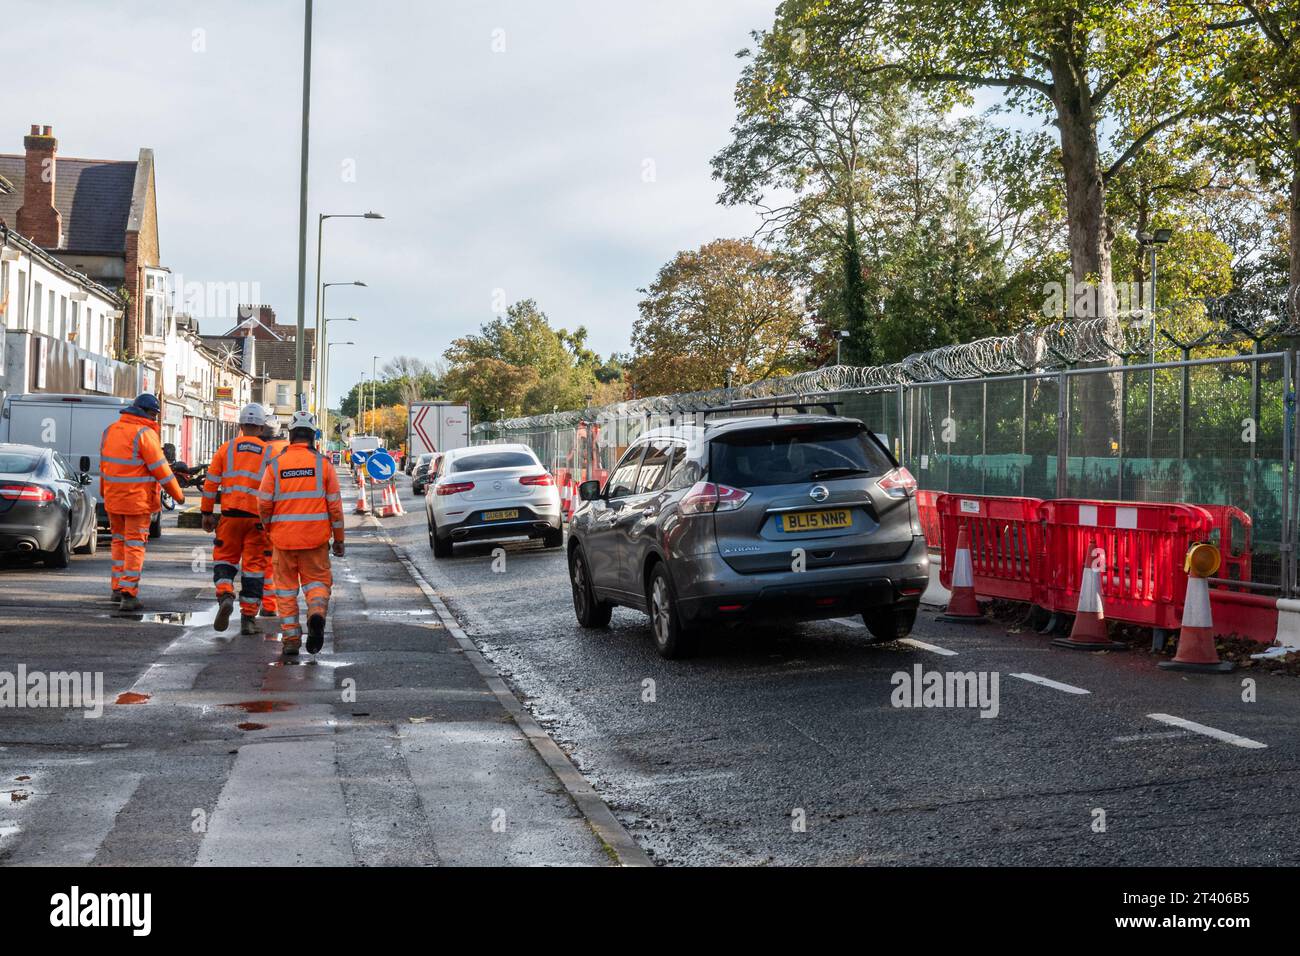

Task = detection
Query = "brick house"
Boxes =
[224,304,315,415]
[0,124,165,362]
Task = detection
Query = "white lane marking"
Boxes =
[129,662,206,695]
[1147,713,1267,750]
[1112,731,1190,743]
[830,618,956,655]
[1010,672,1091,695]
[899,638,957,657]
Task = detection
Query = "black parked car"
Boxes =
[0,443,98,568]
[566,404,930,658]
[410,452,439,496]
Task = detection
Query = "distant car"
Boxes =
[565,407,930,658]
[410,453,438,495]
[425,444,563,558]
[0,443,98,567]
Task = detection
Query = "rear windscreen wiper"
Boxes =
[809,467,871,480]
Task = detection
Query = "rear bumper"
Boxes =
[0,511,65,553]
[675,535,930,625]
[436,503,562,543]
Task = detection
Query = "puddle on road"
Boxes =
[96,609,220,627]
[114,692,151,705]
[237,722,267,731]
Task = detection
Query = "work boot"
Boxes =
[110,589,122,605]
[259,605,276,618]
[306,615,326,654]
[116,594,143,615]
[239,615,260,636]
[282,637,301,657]
[214,594,235,632]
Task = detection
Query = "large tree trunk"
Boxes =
[1049,47,1115,316]
[1048,43,1122,469]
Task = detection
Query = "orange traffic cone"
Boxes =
[1053,560,1125,651]
[391,481,405,516]
[938,525,985,623]
[1160,576,1234,673]
[354,474,370,515]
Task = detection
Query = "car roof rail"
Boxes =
[694,398,843,419]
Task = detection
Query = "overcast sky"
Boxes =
[2,0,778,402]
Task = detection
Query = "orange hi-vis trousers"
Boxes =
[271,545,332,644]
[109,512,151,597]
[212,516,270,617]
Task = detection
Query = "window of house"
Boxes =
[47,290,54,336]
[33,281,43,333]
[70,301,80,345]
[59,296,67,340]
[0,261,8,329]
[143,271,168,338]
[16,271,25,330]
[276,384,291,407]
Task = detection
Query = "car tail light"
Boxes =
[436,481,475,496]
[680,481,750,515]
[876,467,917,499]
[0,483,55,502]
[519,473,554,486]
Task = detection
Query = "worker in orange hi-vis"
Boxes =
[201,403,274,635]
[100,393,185,614]
[256,408,290,619]
[257,410,345,657]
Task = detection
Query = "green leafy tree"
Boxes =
[629,239,814,395]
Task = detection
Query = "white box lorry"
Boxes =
[407,402,470,468]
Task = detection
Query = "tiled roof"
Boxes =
[0,154,139,253]
[255,339,314,382]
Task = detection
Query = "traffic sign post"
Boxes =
[365,450,396,481]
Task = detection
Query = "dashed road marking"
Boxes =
[1010,672,1090,695]
[1147,713,1267,749]
[899,638,957,657]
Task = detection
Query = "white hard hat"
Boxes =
[288,410,318,432]
[238,402,268,426]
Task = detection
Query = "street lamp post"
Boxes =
[315,279,367,420]
[313,211,381,413]
[834,329,851,366]
[371,355,380,442]
[320,316,358,446]
[1138,228,1173,458]
[326,341,354,444]
[293,0,313,412]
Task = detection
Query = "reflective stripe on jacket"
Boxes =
[257,444,345,550]
[100,412,182,514]
[202,435,270,515]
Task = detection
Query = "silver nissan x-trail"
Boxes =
[566,402,930,658]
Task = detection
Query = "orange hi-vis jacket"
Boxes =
[202,435,270,517]
[100,413,183,515]
[257,444,345,550]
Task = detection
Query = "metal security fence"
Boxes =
[474,292,1300,596]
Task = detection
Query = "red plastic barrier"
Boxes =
[937,494,1044,604]
[1037,499,1214,631]
[915,489,943,551]
[1196,504,1253,586]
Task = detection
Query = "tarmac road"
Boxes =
[386,480,1300,866]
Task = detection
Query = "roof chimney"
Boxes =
[16,124,61,248]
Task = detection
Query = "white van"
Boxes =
[0,393,162,538]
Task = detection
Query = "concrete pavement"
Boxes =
[0,472,626,866]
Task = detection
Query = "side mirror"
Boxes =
[578,479,601,501]
[79,456,91,472]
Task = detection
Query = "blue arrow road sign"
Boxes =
[352,450,370,467]
[366,450,396,481]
